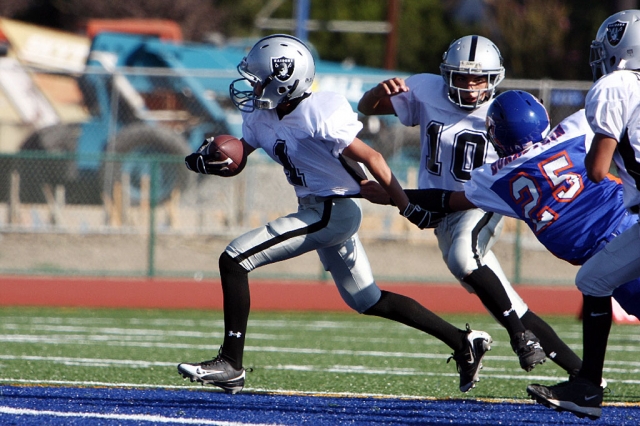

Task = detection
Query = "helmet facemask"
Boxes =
[230,34,315,112]
[589,40,609,82]
[440,35,505,110]
[485,116,507,157]
[442,69,504,110]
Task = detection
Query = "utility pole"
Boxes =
[294,0,310,42]
[384,0,400,70]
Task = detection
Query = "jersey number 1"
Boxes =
[274,140,306,187]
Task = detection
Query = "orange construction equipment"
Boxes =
[86,19,182,41]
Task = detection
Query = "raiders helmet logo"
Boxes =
[607,20,627,46]
[272,56,295,81]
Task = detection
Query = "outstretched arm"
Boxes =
[360,182,477,212]
[358,77,408,116]
[343,138,409,211]
[448,191,477,211]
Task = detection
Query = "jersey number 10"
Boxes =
[426,122,488,182]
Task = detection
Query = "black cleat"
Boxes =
[447,324,492,392]
[511,329,546,372]
[527,377,603,420]
[178,354,246,394]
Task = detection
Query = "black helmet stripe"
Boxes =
[469,35,478,61]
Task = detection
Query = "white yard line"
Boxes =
[0,317,409,330]
[0,353,639,385]
[0,378,196,388]
[1,332,638,356]
[0,354,176,367]
[0,406,281,425]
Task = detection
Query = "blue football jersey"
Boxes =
[465,110,627,264]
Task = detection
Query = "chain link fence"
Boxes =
[0,66,589,284]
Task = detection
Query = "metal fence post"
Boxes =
[147,159,157,277]
[514,220,522,284]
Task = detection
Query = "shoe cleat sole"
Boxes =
[527,385,601,420]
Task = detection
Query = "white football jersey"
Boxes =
[391,73,499,191]
[241,92,364,198]
[586,70,640,209]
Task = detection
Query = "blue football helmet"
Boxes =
[485,90,550,157]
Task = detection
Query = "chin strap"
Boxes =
[282,79,300,102]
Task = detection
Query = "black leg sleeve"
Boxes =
[219,251,250,369]
[578,295,612,386]
[462,265,526,337]
[521,310,583,375]
[363,290,467,351]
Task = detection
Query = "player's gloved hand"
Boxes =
[184,152,232,175]
[401,203,445,229]
[184,138,232,175]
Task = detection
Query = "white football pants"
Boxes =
[435,208,529,317]
[225,196,381,313]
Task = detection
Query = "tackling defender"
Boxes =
[363,90,640,317]
[526,10,640,419]
[177,34,493,394]
[363,89,640,420]
[358,36,581,376]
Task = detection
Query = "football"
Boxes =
[204,134,245,177]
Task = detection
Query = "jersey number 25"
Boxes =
[510,150,583,234]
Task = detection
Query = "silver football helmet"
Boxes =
[440,35,505,109]
[590,10,640,81]
[230,34,315,112]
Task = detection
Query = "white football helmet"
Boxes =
[590,9,640,81]
[230,34,315,112]
[440,35,505,109]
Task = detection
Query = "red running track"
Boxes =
[0,276,582,315]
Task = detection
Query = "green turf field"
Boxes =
[0,307,638,403]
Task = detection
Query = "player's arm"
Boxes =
[231,138,255,175]
[343,137,409,211]
[239,138,255,157]
[360,183,477,212]
[357,77,407,116]
[449,191,476,211]
[343,139,445,228]
[585,133,617,183]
